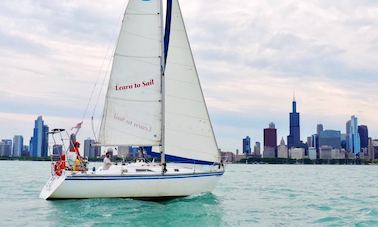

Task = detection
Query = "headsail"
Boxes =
[163,0,220,164]
[99,0,163,146]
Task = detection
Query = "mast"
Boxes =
[160,0,166,165]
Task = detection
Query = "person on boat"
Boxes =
[102,149,112,170]
[73,158,81,172]
[68,141,82,170]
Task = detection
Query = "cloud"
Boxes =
[0,0,377,151]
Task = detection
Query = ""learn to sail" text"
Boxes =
[115,79,155,91]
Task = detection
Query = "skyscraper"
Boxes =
[346,116,361,155]
[318,130,341,149]
[287,97,300,149]
[12,135,23,157]
[316,124,324,135]
[264,122,277,158]
[30,116,49,157]
[0,139,12,157]
[346,120,351,151]
[84,138,100,159]
[277,137,288,158]
[253,142,261,157]
[358,125,368,150]
[242,136,251,156]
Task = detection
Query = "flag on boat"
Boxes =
[71,121,83,130]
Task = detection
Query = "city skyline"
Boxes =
[0,0,378,151]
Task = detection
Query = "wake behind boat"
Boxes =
[40,0,224,200]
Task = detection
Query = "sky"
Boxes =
[0,0,377,152]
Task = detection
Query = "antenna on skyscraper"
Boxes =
[293,91,296,102]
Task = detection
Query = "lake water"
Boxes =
[0,161,377,226]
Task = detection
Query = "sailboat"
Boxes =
[40,0,224,200]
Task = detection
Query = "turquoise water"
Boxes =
[0,161,377,226]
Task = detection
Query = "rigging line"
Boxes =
[80,47,113,122]
[81,1,128,123]
[91,0,129,137]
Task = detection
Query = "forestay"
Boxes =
[164,0,220,164]
[99,0,163,146]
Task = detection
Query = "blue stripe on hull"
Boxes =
[66,172,224,181]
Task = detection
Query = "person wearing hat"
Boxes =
[102,148,113,170]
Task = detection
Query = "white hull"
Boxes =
[40,163,224,200]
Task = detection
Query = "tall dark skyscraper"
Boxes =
[287,97,300,149]
[358,125,368,150]
[30,116,49,157]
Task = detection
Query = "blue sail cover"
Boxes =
[163,0,173,65]
[147,150,216,165]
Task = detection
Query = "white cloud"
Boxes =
[0,0,377,152]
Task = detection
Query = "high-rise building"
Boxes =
[277,137,288,158]
[264,123,277,158]
[12,135,23,157]
[346,116,361,155]
[289,147,305,160]
[372,139,378,159]
[346,120,351,151]
[318,130,341,149]
[317,124,324,135]
[340,133,347,150]
[358,125,368,150]
[22,145,29,157]
[308,147,317,160]
[0,139,12,157]
[84,138,100,159]
[30,116,49,157]
[319,146,332,159]
[287,97,300,149]
[306,136,312,147]
[253,142,261,157]
[311,134,318,149]
[242,136,251,156]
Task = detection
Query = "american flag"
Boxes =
[71,121,83,130]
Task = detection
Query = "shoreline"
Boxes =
[1,156,376,165]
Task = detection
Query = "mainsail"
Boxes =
[99,0,163,146]
[163,0,220,164]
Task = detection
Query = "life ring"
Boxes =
[54,161,62,176]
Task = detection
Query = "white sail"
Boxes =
[99,0,163,146]
[164,0,220,163]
